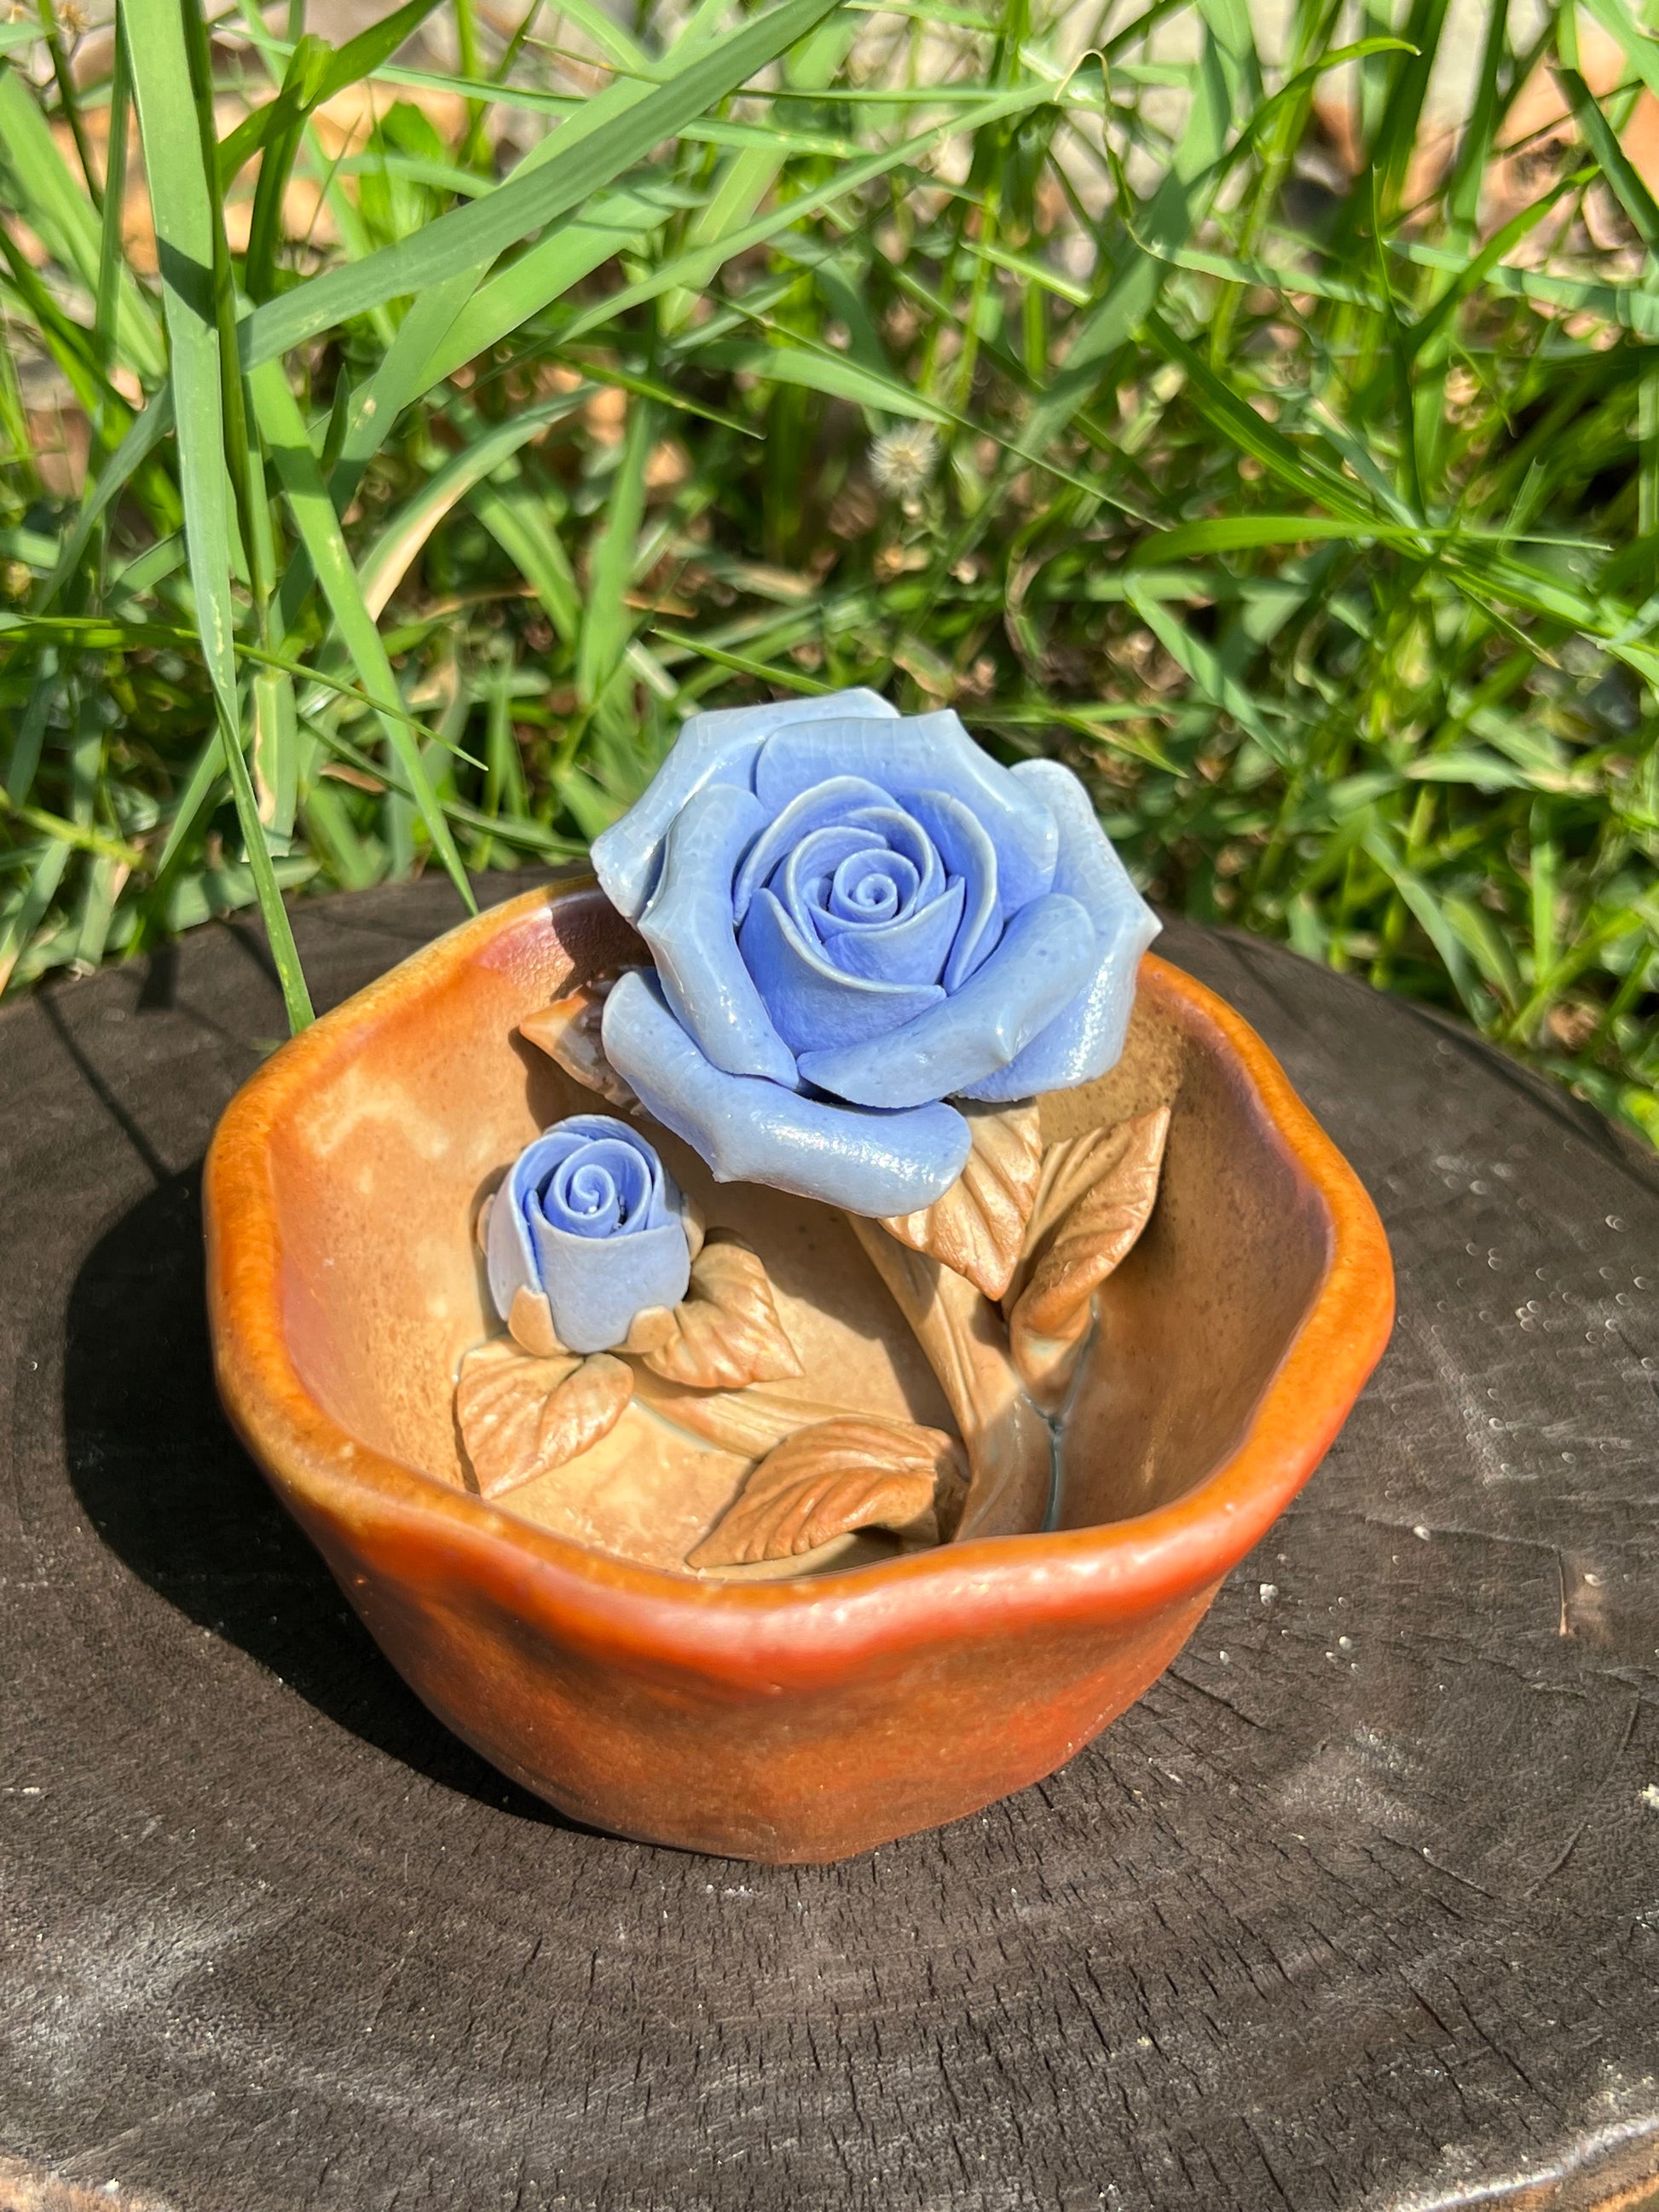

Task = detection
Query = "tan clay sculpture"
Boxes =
[203,694,1394,1860]
[452,967,1171,1576]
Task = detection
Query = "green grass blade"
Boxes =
[0,840,70,995]
[250,353,475,912]
[1577,0,1659,104]
[94,11,133,378]
[1130,514,1413,560]
[3,650,56,803]
[419,187,671,390]
[529,0,649,72]
[243,35,333,303]
[1145,313,1378,523]
[217,0,449,184]
[319,0,451,102]
[239,0,847,367]
[467,473,580,646]
[1125,580,1294,765]
[351,388,590,621]
[561,89,1050,344]
[0,61,165,380]
[660,9,859,332]
[1020,44,1234,464]
[37,394,174,613]
[695,338,952,422]
[125,0,313,1029]
[577,393,654,716]
[1556,64,1659,251]
[1445,0,1508,244]
[1367,0,1444,206]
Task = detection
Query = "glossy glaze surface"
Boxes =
[591,690,1159,1210]
[483,1114,691,1354]
[204,881,1393,1862]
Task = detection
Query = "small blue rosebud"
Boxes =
[485,1114,691,1354]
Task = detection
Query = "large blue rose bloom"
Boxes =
[593,690,1159,1216]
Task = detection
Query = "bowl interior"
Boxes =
[1050,995,1332,1528]
[263,888,1332,1566]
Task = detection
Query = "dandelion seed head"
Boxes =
[870,424,937,497]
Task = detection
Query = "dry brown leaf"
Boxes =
[0,2150,176,2212]
[688,1418,968,1570]
[1007,1106,1171,1408]
[518,982,637,1109]
[880,1102,1043,1299]
[455,1341,633,1499]
[642,1233,801,1389]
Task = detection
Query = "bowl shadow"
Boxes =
[61,1165,593,1834]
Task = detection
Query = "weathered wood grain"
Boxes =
[2,875,1656,2212]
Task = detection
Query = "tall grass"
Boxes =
[0,0,1655,1142]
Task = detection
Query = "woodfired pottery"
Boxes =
[204,879,1393,1863]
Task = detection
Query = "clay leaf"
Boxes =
[631,1366,859,1458]
[879,1101,1044,1300]
[687,1418,968,1571]
[846,1213,1053,1543]
[507,1284,565,1358]
[1006,1105,1171,1407]
[641,1232,802,1390]
[519,982,637,1110]
[456,1339,633,1499]
[621,1304,678,1356]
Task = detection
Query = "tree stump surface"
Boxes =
[2,877,1656,2212]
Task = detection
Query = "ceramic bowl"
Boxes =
[204,880,1392,1863]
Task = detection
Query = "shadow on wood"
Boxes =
[61,1164,588,1837]
[3,880,1655,2212]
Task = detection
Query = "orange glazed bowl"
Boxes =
[204,881,1393,1864]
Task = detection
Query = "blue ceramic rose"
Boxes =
[486,1114,691,1354]
[592,691,1159,1216]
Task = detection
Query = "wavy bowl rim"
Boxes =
[204,881,1395,1686]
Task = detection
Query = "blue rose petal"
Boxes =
[825,875,965,987]
[753,710,1060,911]
[790,827,886,933]
[898,788,1003,987]
[602,969,971,1215]
[592,690,896,922]
[485,1113,691,1354]
[813,844,916,923]
[731,774,898,924]
[796,892,1098,1109]
[637,781,798,1086]
[738,887,945,1054]
[957,761,1161,1101]
[588,690,1159,1211]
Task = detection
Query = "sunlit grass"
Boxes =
[0,0,1656,1141]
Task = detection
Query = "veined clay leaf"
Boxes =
[1006,1106,1171,1408]
[643,1233,801,1389]
[456,1340,633,1498]
[881,1101,1043,1300]
[508,1284,565,1359]
[688,1417,968,1570]
[519,981,638,1109]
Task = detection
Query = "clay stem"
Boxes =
[846,1215,1052,1541]
[630,1367,853,1459]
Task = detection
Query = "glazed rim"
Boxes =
[205,884,1395,1692]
